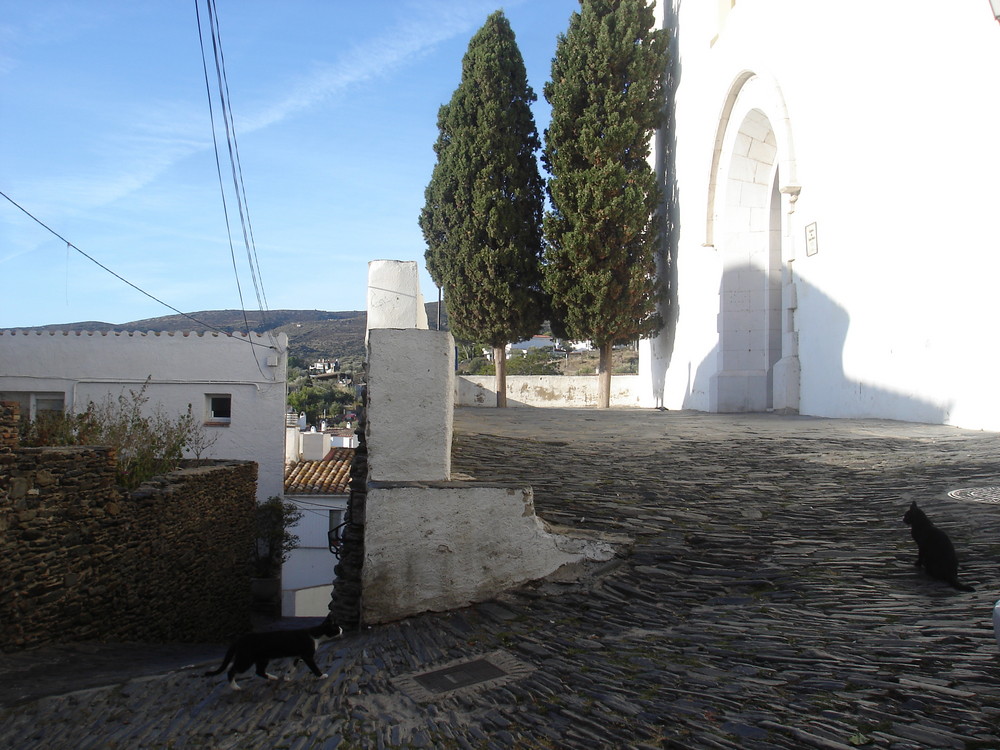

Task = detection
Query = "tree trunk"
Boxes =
[494,346,508,408]
[597,342,613,408]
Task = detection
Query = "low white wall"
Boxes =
[282,585,334,618]
[456,375,645,408]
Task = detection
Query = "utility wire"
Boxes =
[0,189,272,343]
[208,1,270,316]
[195,0,254,343]
[196,0,276,377]
[197,0,271,325]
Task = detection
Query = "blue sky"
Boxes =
[0,0,580,329]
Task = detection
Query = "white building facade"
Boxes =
[641,1,1000,430]
[0,329,288,501]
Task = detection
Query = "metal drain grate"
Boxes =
[414,658,507,693]
[948,486,1000,504]
[392,650,535,703]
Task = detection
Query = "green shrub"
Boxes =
[506,348,561,375]
[18,379,216,489]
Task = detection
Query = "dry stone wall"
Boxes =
[0,402,17,449]
[0,401,257,651]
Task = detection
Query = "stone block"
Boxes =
[366,260,429,332]
[366,328,454,482]
[361,483,616,623]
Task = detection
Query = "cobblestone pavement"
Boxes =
[3,408,1000,749]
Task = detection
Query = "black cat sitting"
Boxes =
[205,616,343,690]
[903,501,975,592]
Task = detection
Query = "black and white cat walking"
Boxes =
[205,616,343,690]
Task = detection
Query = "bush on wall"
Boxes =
[18,378,216,489]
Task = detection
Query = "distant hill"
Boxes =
[28,309,364,334]
[16,304,448,370]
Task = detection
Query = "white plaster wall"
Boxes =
[282,585,334,618]
[282,495,346,592]
[457,375,644,408]
[362,484,615,623]
[300,431,331,461]
[0,330,288,501]
[647,0,1000,430]
[366,260,428,333]
[366,328,454,482]
[284,426,300,464]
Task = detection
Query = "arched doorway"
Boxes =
[708,76,800,413]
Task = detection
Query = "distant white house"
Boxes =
[507,335,555,356]
[308,358,339,375]
[282,447,352,617]
[0,329,288,502]
[499,336,592,359]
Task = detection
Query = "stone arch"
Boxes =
[708,72,801,413]
[706,71,798,245]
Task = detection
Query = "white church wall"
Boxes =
[650,0,1000,430]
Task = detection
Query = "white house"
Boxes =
[282,448,352,617]
[0,329,288,502]
[640,1,1000,431]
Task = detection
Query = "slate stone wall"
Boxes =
[329,393,366,629]
[0,402,18,449]
[0,402,257,650]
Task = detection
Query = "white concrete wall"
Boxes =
[284,426,300,464]
[366,328,454,482]
[300,431,331,461]
[282,585,335,619]
[0,330,288,501]
[457,375,644,408]
[366,260,428,334]
[644,0,1000,430]
[362,484,615,623]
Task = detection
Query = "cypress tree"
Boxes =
[543,0,668,407]
[419,11,546,408]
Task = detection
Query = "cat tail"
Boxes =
[950,579,975,592]
[204,644,237,676]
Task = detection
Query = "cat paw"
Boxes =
[319,673,329,679]
[229,681,242,691]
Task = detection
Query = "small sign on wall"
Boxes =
[805,222,819,256]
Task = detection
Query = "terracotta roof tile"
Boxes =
[284,447,354,495]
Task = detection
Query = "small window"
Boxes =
[206,394,232,425]
[0,391,65,421]
[35,395,65,416]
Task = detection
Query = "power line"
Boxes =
[195,0,275,378]
[195,0,254,342]
[195,0,271,327]
[208,0,270,316]
[0,189,279,351]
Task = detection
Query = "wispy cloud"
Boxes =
[6,1,513,220]
[245,0,519,133]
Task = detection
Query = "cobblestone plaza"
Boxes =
[2,408,999,748]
